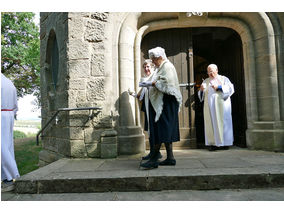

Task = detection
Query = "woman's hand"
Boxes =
[139,81,153,87]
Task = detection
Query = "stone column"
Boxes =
[118,13,145,155]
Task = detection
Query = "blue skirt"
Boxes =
[148,94,180,145]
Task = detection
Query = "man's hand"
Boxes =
[128,88,137,97]
[139,81,153,87]
[211,84,219,90]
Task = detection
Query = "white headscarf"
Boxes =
[148,47,167,60]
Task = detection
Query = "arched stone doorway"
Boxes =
[140,27,247,149]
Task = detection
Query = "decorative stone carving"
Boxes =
[85,20,105,42]
[91,12,109,22]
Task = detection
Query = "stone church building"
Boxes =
[39,12,284,166]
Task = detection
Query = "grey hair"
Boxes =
[148,47,167,60]
[207,64,218,71]
[143,59,153,67]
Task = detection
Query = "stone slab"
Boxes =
[14,148,284,194]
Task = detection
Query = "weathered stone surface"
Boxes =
[70,140,87,157]
[91,113,113,128]
[118,134,145,155]
[69,79,86,90]
[100,129,117,137]
[101,143,117,158]
[68,59,90,79]
[38,149,61,165]
[84,128,103,143]
[85,143,100,158]
[86,78,105,100]
[101,137,117,144]
[90,12,109,22]
[92,42,105,53]
[68,17,85,39]
[84,20,105,42]
[57,138,71,156]
[68,40,90,59]
[76,90,87,103]
[91,54,105,76]
[42,137,58,153]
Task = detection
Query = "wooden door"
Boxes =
[141,28,196,149]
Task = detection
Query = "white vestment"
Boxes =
[198,75,234,147]
[1,73,20,181]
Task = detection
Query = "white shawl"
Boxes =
[148,60,182,122]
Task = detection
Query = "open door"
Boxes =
[141,27,247,149]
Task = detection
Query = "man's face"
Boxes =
[207,67,218,78]
[143,64,152,76]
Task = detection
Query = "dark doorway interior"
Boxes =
[141,27,247,149]
[192,27,247,148]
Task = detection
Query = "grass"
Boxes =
[14,138,42,176]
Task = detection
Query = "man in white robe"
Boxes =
[198,64,234,151]
[1,73,20,191]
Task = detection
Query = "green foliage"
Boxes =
[13,130,27,139]
[1,12,40,103]
[14,139,42,175]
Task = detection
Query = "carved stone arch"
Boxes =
[130,12,283,151]
[134,14,256,123]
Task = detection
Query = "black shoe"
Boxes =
[159,158,176,166]
[208,146,217,151]
[142,152,162,160]
[140,160,159,169]
[142,152,152,160]
[219,146,229,150]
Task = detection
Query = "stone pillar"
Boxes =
[118,13,145,155]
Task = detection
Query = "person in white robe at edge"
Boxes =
[198,64,234,151]
[1,72,20,192]
[128,60,162,160]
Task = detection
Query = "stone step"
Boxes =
[15,169,284,194]
[14,148,284,194]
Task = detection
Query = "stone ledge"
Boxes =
[14,173,284,194]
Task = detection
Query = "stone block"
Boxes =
[84,128,103,143]
[86,78,105,101]
[91,54,105,76]
[68,16,85,39]
[70,140,87,157]
[118,134,145,155]
[68,39,90,59]
[69,127,84,140]
[85,143,100,158]
[92,42,105,53]
[57,138,71,156]
[75,90,86,103]
[68,59,90,79]
[101,143,117,158]
[101,137,117,144]
[90,12,109,22]
[42,137,58,152]
[246,129,275,151]
[69,79,86,90]
[91,113,113,128]
[100,129,117,137]
[68,113,90,127]
[84,20,105,42]
[38,149,61,165]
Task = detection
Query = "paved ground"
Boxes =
[1,147,284,200]
[2,187,284,201]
